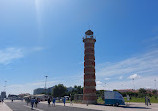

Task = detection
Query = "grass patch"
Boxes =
[97,96,158,104]
[124,96,158,103]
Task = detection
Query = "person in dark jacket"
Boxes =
[70,96,73,106]
[48,98,51,106]
[31,98,35,110]
[35,98,39,107]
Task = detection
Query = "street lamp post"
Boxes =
[44,76,48,95]
[154,79,157,90]
[132,78,135,90]
[4,81,7,91]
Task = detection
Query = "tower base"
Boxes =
[82,100,97,104]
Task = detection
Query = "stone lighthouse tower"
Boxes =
[83,30,97,104]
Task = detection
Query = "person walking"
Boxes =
[35,98,39,107]
[145,96,149,106]
[145,96,147,106]
[26,98,30,106]
[70,96,73,106]
[48,97,51,106]
[31,98,35,110]
[126,95,130,105]
[52,97,56,107]
[63,97,66,106]
[147,96,151,105]
[11,98,14,102]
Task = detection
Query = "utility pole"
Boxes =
[44,76,48,95]
[154,79,157,90]
[132,78,135,90]
[4,81,7,91]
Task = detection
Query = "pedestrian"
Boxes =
[48,97,51,106]
[31,98,35,110]
[147,96,151,105]
[11,99,14,102]
[70,96,73,106]
[63,97,66,106]
[145,96,147,106]
[52,97,56,107]
[2,99,4,104]
[35,98,39,107]
[145,96,149,106]
[126,95,130,105]
[26,98,30,106]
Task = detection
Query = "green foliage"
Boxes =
[152,90,157,95]
[152,90,158,99]
[52,84,67,97]
[96,90,104,100]
[113,89,118,91]
[65,85,83,100]
[97,97,104,104]
[120,92,138,97]
[154,96,157,99]
[67,85,83,95]
[139,88,147,94]
[119,88,148,98]
[138,88,147,98]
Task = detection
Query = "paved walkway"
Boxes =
[5,100,99,111]
[41,101,158,111]
[0,102,12,111]
[2,100,158,111]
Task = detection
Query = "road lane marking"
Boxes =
[24,105,44,111]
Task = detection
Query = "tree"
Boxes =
[52,84,67,97]
[152,90,157,95]
[66,85,83,98]
[152,90,158,99]
[138,88,147,97]
[96,90,104,100]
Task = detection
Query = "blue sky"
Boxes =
[0,0,158,94]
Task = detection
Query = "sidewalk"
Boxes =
[0,103,12,111]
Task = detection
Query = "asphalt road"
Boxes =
[5,101,100,111]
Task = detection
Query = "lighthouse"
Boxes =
[83,30,97,104]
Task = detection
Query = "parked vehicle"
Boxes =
[104,91,125,106]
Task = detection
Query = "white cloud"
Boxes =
[97,49,158,78]
[0,48,24,65]
[0,47,44,65]
[96,49,158,90]
[96,81,104,90]
[97,75,158,90]
[128,73,140,79]
[96,81,102,85]
[6,80,58,95]
[119,76,123,80]
[5,74,83,95]
[104,78,110,80]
